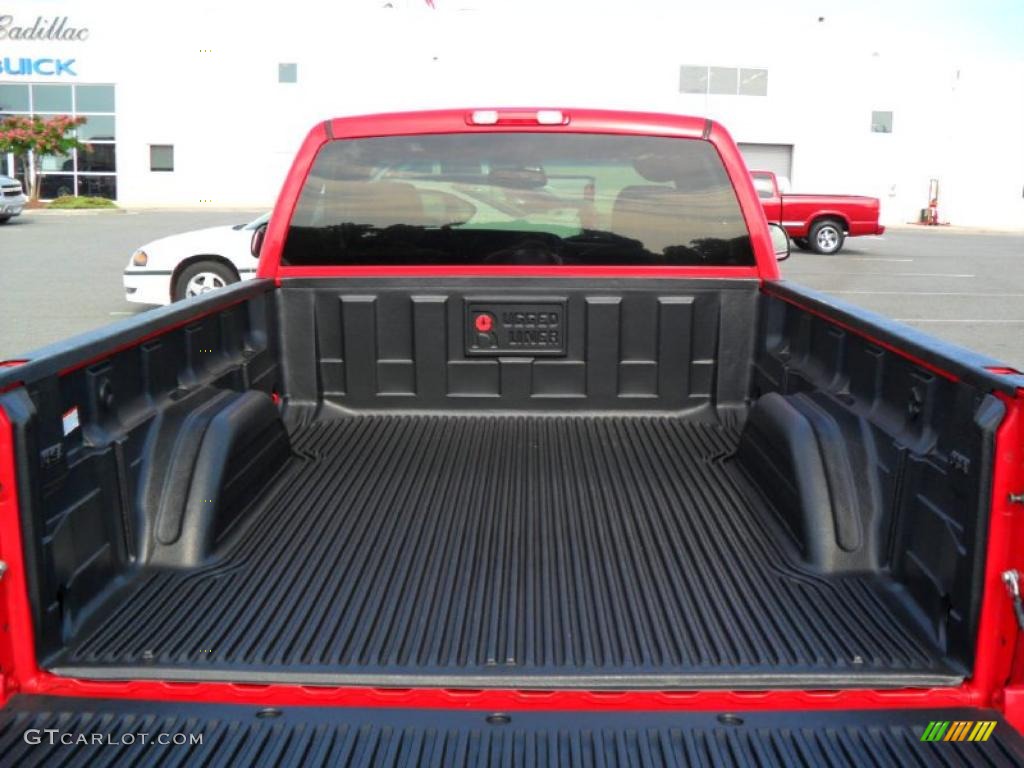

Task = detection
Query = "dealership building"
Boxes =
[1,1,1021,228]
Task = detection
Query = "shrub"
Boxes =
[47,196,117,209]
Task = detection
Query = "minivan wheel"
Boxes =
[173,260,238,301]
[808,220,845,254]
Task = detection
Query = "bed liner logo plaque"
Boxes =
[466,300,567,356]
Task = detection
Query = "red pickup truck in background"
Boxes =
[752,169,885,254]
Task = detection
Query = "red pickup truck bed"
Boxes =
[50,411,957,689]
[1,109,1022,766]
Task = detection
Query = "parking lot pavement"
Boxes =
[781,227,1024,368]
[1,214,1022,367]
[0,209,262,359]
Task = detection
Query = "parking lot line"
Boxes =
[790,272,976,278]
[840,257,914,263]
[893,319,1024,324]
[829,291,1024,298]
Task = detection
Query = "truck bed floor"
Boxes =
[52,414,960,688]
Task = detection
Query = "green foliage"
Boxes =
[47,196,117,209]
[0,115,87,200]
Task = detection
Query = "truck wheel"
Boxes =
[173,260,238,301]
[793,237,809,250]
[809,220,845,254]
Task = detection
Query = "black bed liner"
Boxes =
[3,696,1023,767]
[51,414,958,688]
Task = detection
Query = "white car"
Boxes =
[122,212,268,305]
[0,175,28,223]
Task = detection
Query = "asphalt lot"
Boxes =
[780,228,1024,367]
[0,210,262,359]
[1,212,1023,366]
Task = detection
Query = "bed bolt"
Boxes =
[98,379,115,409]
[0,561,6,581]
[1009,493,1024,505]
[906,387,924,419]
[1002,570,1024,631]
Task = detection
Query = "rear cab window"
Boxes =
[282,133,754,267]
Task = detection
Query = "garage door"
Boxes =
[738,143,793,184]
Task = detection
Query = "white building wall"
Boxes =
[1,1,1021,228]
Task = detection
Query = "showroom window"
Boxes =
[679,66,708,94]
[871,110,894,133]
[680,66,768,96]
[739,68,769,96]
[0,83,117,200]
[709,67,738,95]
[279,63,298,84]
[150,145,174,172]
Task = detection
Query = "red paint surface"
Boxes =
[763,285,960,383]
[13,676,982,711]
[0,405,39,702]
[276,265,763,280]
[980,391,1024,726]
[2,370,1022,716]
[1005,687,1024,733]
[0,293,264,395]
[0,110,1019,726]
[257,109,781,282]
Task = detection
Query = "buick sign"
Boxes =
[0,57,77,76]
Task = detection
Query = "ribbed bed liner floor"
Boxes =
[53,414,960,687]
[6,698,1023,767]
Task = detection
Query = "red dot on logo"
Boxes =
[475,314,494,332]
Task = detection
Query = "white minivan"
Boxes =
[0,175,28,223]
[122,212,268,305]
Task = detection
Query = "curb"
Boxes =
[22,208,126,216]
[886,223,1024,235]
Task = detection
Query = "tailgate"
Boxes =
[2,697,1023,767]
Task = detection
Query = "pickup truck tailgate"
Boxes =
[2,696,1023,767]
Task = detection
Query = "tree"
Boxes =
[0,115,87,201]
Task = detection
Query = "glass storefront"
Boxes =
[0,83,116,200]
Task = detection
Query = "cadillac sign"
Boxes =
[0,15,89,41]
[0,14,87,77]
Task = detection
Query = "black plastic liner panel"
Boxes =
[2,696,1023,767]
[51,414,959,688]
[0,277,1008,691]
[0,281,282,668]
[276,277,761,412]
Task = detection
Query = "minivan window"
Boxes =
[282,133,755,267]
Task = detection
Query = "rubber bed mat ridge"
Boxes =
[52,415,959,687]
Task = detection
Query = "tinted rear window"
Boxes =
[282,133,754,267]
